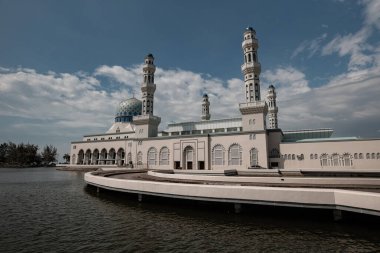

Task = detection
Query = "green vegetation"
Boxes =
[0,142,58,167]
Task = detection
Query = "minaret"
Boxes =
[242,27,261,102]
[239,27,268,131]
[201,94,210,121]
[267,85,278,129]
[133,53,161,138]
[142,54,156,115]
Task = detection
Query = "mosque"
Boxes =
[70,28,380,171]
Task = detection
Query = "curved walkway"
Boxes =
[84,170,380,216]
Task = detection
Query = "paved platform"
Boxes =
[84,170,380,216]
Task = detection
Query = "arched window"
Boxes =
[310,154,314,160]
[320,154,328,167]
[248,53,251,62]
[332,153,339,166]
[252,53,256,62]
[354,153,358,159]
[228,144,242,165]
[287,154,291,160]
[147,147,157,165]
[212,144,225,165]
[250,148,258,167]
[359,153,363,159]
[371,153,375,159]
[71,154,76,165]
[314,154,318,159]
[159,147,169,165]
[377,153,380,159]
[292,154,295,160]
[127,152,132,164]
[137,151,143,165]
[342,153,352,166]
[270,149,279,158]
[366,153,370,159]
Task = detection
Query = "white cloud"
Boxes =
[321,27,374,70]
[363,0,380,29]
[262,67,311,102]
[291,33,327,59]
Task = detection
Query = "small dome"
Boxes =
[115,97,142,123]
[145,53,154,59]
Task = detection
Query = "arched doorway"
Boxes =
[108,148,116,165]
[116,148,125,166]
[84,149,92,165]
[77,150,84,165]
[100,148,107,165]
[92,149,99,165]
[183,146,194,170]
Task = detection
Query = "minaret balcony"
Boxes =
[241,62,261,73]
[242,38,258,48]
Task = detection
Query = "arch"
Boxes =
[248,53,251,62]
[84,149,92,165]
[354,153,358,159]
[320,153,328,167]
[137,151,143,165]
[252,53,257,62]
[77,149,84,165]
[108,148,116,165]
[359,153,363,159]
[331,153,339,166]
[287,154,291,160]
[147,147,157,166]
[377,153,380,159]
[228,144,242,166]
[314,154,318,159]
[212,144,225,166]
[116,148,125,166]
[371,153,375,159]
[291,154,295,160]
[159,147,170,165]
[366,153,370,159]
[183,146,194,170]
[100,148,107,165]
[310,154,314,160]
[250,148,258,167]
[92,149,99,165]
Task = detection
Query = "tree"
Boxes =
[41,145,57,164]
[63,153,70,164]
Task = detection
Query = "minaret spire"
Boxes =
[239,27,268,131]
[241,27,261,102]
[142,53,156,115]
[133,53,161,138]
[267,85,279,129]
[201,94,210,121]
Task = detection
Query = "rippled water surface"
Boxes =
[1,167,380,253]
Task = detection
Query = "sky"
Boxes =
[0,0,380,161]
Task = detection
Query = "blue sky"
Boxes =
[0,0,380,160]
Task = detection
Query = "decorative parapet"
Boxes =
[133,114,161,125]
[239,101,268,114]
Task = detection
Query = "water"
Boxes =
[1,167,380,253]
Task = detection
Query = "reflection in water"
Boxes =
[0,167,380,253]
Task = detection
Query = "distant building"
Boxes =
[70,28,380,170]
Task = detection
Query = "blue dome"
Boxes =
[115,97,142,123]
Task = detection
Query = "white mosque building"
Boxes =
[70,28,380,171]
